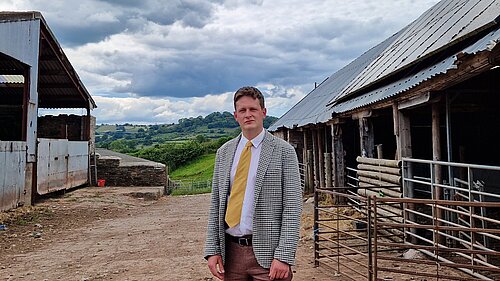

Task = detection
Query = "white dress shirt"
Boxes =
[225,129,265,237]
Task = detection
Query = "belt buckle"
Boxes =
[238,237,250,246]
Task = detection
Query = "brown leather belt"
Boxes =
[226,234,252,246]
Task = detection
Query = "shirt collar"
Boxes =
[241,129,265,148]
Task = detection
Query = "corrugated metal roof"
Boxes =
[331,27,500,114]
[331,0,500,104]
[268,31,403,131]
[269,0,500,131]
[0,12,96,109]
[0,74,23,83]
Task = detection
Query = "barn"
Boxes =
[269,0,500,279]
[1,12,96,211]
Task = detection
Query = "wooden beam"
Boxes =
[318,127,325,188]
[331,124,345,188]
[359,117,374,158]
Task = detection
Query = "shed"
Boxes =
[269,0,500,277]
[1,11,96,211]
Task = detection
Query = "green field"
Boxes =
[169,153,215,181]
[169,153,215,196]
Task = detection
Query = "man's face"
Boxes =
[234,96,267,135]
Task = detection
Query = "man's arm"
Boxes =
[273,144,303,265]
[204,149,223,258]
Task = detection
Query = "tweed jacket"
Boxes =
[204,131,302,269]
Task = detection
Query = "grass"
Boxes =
[169,153,215,181]
[169,153,215,196]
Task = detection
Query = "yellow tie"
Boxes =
[225,141,253,228]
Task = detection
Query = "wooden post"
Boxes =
[359,117,374,158]
[376,144,383,159]
[393,104,400,160]
[312,129,319,188]
[318,127,325,188]
[307,150,314,194]
[397,107,415,243]
[331,124,345,204]
[432,102,444,245]
[325,152,332,188]
[303,129,308,165]
[432,103,442,186]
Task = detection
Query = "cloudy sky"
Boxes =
[1,0,440,124]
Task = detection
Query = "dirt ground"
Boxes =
[0,187,341,281]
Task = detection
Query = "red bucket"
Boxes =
[97,179,106,187]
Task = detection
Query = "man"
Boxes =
[205,86,302,281]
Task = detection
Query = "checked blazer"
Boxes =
[204,131,303,269]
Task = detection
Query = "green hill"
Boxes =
[169,153,215,181]
[95,111,278,151]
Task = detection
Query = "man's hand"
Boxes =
[269,259,290,280]
[207,255,225,280]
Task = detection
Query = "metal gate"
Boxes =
[314,186,500,280]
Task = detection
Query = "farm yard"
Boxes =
[0,187,337,281]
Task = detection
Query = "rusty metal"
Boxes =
[372,196,500,281]
[314,187,373,280]
[314,185,500,280]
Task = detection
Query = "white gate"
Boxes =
[37,138,89,194]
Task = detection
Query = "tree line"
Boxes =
[95,111,278,170]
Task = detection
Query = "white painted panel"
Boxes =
[0,141,26,211]
[67,141,89,188]
[37,139,89,194]
[0,19,40,162]
[0,19,40,66]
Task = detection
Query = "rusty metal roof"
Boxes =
[0,12,96,109]
[269,0,500,131]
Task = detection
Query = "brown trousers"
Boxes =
[225,240,293,281]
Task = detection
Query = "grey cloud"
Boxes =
[40,0,226,46]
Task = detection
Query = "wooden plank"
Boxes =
[358,176,396,188]
[357,170,401,185]
[356,156,401,168]
[358,182,402,198]
[357,164,401,175]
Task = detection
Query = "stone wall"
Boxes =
[96,156,167,187]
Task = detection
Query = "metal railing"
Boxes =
[314,185,500,280]
[373,197,500,281]
[314,186,374,280]
[166,178,212,195]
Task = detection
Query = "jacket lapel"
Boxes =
[222,135,240,198]
[254,131,275,204]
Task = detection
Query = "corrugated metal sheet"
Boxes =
[331,27,500,114]
[268,31,403,131]
[0,74,23,83]
[332,0,500,104]
[0,12,96,109]
[269,0,500,131]
[0,17,40,66]
[0,141,26,211]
